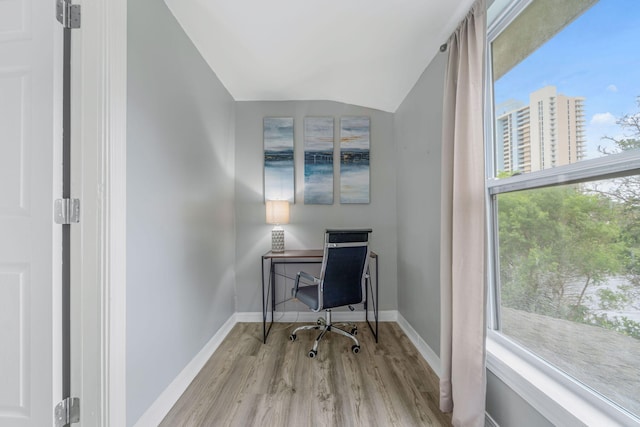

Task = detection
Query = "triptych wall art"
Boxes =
[340,116,370,204]
[264,116,370,205]
[263,117,295,202]
[304,117,334,204]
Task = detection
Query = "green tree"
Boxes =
[498,186,624,321]
[596,96,640,284]
[599,96,640,155]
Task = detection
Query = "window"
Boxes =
[487,0,640,424]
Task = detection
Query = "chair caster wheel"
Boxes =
[308,349,317,358]
[289,334,297,341]
[316,318,325,326]
[350,328,358,336]
[352,345,360,354]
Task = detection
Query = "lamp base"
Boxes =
[271,228,285,252]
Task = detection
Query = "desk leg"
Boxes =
[268,261,275,341]
[261,257,276,344]
[262,256,267,343]
[375,256,378,342]
[271,262,276,332]
[261,259,277,343]
[365,256,379,343]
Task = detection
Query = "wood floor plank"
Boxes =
[160,322,452,427]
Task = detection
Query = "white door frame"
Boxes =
[71,0,127,425]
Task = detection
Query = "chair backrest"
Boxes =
[318,229,372,310]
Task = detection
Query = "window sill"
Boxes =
[486,330,640,427]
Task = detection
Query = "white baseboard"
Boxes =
[395,313,442,378]
[395,315,501,426]
[235,310,398,323]
[133,310,447,427]
[239,310,441,377]
[133,314,237,427]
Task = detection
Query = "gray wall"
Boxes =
[124,2,554,424]
[486,372,553,427]
[394,51,447,356]
[126,0,236,425]
[393,52,553,426]
[234,101,397,313]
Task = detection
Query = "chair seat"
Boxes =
[296,285,319,311]
[290,229,371,358]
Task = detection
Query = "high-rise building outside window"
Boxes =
[496,86,585,174]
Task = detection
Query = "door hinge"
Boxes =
[55,397,80,426]
[56,0,81,29]
[55,198,80,224]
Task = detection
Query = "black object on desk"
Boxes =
[261,249,379,344]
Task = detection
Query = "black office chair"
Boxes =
[290,229,372,358]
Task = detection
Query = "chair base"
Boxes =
[289,311,360,358]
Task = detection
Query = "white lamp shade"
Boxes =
[265,200,290,225]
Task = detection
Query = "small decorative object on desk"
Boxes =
[265,200,290,252]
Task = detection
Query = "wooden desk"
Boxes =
[261,249,379,344]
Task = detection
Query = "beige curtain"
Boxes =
[439,1,487,426]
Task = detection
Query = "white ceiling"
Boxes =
[163,0,476,113]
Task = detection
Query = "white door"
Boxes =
[0,0,62,425]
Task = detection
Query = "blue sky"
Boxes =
[494,0,640,158]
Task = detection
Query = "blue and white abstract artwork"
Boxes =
[264,117,294,202]
[304,117,334,204]
[340,117,370,204]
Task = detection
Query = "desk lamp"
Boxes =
[266,200,290,252]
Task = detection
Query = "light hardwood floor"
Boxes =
[160,322,452,427]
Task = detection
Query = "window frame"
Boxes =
[485,1,640,425]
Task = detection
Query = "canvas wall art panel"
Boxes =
[264,117,295,202]
[340,116,370,204]
[304,117,334,204]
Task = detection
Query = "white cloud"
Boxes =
[607,84,618,92]
[590,112,617,126]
